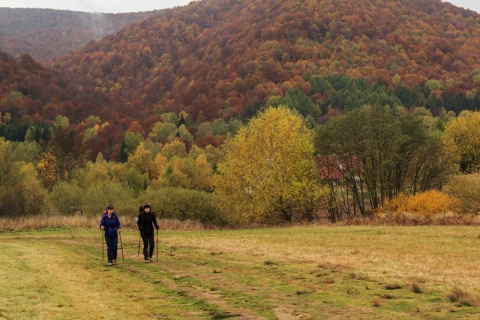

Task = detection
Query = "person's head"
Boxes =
[106,204,114,213]
[143,204,151,213]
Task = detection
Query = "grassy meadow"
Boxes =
[1,220,480,319]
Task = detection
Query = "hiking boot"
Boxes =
[144,259,149,263]
[108,262,112,266]
[113,260,117,264]
[149,257,153,262]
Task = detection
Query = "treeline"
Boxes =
[1,0,480,224]
[0,111,231,224]
[1,102,479,226]
[2,53,480,162]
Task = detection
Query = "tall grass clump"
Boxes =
[0,215,98,232]
[448,287,479,307]
[0,215,211,232]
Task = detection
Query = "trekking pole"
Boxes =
[119,230,125,263]
[137,233,141,257]
[156,228,159,263]
[101,229,104,263]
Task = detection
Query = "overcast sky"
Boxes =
[444,0,480,13]
[0,0,478,14]
[0,0,195,13]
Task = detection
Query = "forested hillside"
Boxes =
[1,0,480,162]
[52,0,480,121]
[2,0,480,223]
[0,8,157,62]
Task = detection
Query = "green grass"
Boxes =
[1,225,480,319]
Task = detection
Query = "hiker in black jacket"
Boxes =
[137,203,159,262]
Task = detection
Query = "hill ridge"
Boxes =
[0,7,159,62]
[51,0,480,120]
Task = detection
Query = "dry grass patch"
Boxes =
[0,215,210,232]
[411,281,425,294]
[448,287,479,307]
[0,215,98,232]
[2,223,480,318]
[384,283,403,290]
[372,298,382,307]
[372,212,477,225]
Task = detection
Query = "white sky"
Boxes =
[0,0,478,14]
[443,0,480,13]
[0,0,195,13]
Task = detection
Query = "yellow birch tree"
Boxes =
[444,110,480,172]
[194,154,213,192]
[214,106,325,224]
[127,142,155,180]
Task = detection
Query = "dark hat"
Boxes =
[143,204,151,209]
[106,204,114,210]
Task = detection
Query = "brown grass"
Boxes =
[0,215,98,232]
[2,207,479,234]
[364,212,480,226]
[0,215,208,232]
[448,287,480,307]
[2,225,480,318]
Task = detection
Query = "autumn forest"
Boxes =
[1,0,480,224]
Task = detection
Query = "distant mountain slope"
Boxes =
[51,0,480,121]
[2,0,480,162]
[0,8,158,63]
